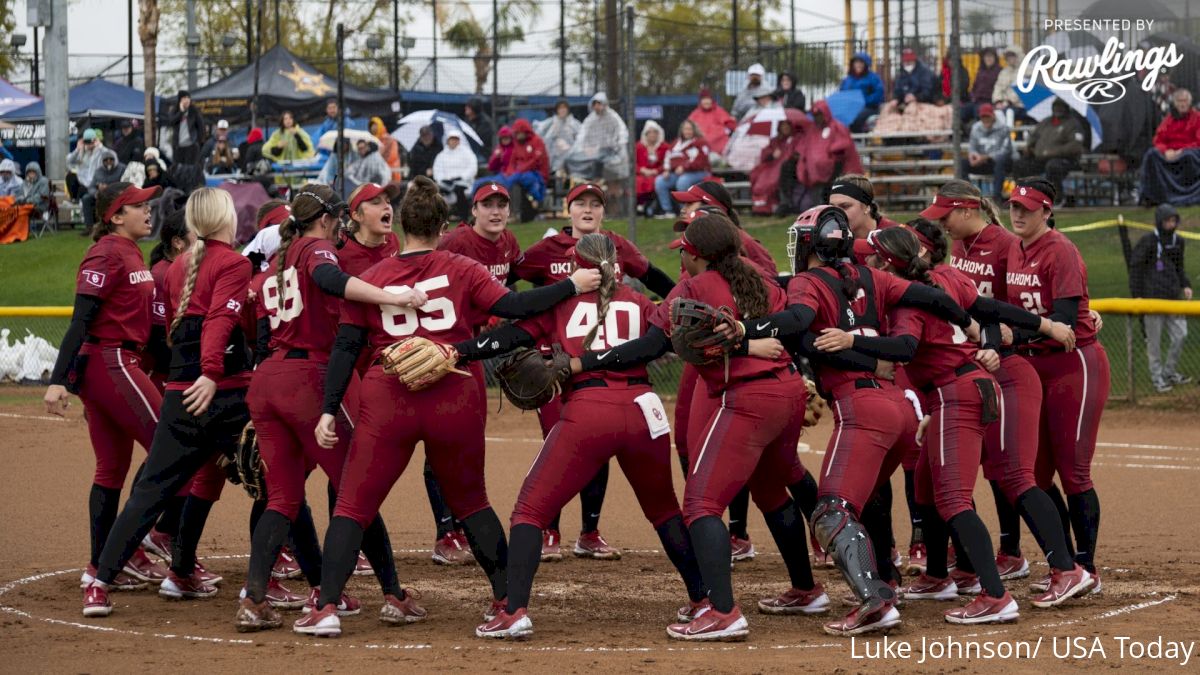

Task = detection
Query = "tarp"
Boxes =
[1,78,157,122]
[188,45,398,123]
[0,78,38,117]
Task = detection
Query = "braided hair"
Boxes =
[1015,176,1058,229]
[277,184,338,310]
[871,224,937,287]
[686,214,769,319]
[169,188,236,339]
[573,233,619,349]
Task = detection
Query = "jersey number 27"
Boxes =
[381,275,457,336]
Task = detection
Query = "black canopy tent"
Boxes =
[186,45,399,124]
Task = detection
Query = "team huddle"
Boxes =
[45,168,1109,642]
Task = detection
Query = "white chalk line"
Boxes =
[0,411,66,422]
[0,558,1175,654]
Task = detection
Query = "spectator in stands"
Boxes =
[16,162,49,214]
[164,90,206,166]
[968,48,1002,120]
[653,120,711,218]
[894,48,937,105]
[475,120,549,205]
[1131,203,1193,392]
[941,50,970,106]
[962,104,1013,199]
[0,144,10,162]
[795,100,863,211]
[370,116,403,183]
[433,128,479,221]
[316,99,356,139]
[636,120,668,214]
[111,119,144,166]
[750,118,803,215]
[688,88,736,157]
[80,148,126,234]
[317,137,354,189]
[1013,98,1084,201]
[66,128,103,203]
[732,63,771,120]
[0,159,21,197]
[1140,88,1200,206]
[199,119,233,163]
[264,110,316,162]
[534,99,582,175]
[992,45,1032,124]
[407,125,442,179]
[238,128,268,175]
[142,153,175,191]
[828,173,901,239]
[347,139,392,189]
[464,97,495,156]
[840,52,885,133]
[205,136,239,175]
[564,92,630,181]
[775,72,807,111]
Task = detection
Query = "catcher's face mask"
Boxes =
[787,223,816,275]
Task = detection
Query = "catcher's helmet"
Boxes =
[787,205,853,274]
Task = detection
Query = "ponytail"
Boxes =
[583,261,616,349]
[274,216,299,308]
[574,233,619,349]
[979,196,1003,226]
[871,225,938,288]
[833,262,862,304]
[711,254,769,319]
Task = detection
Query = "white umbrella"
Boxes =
[317,128,378,151]
[391,109,484,153]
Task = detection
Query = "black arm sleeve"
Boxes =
[322,324,367,415]
[311,263,351,298]
[579,325,671,372]
[899,284,972,327]
[488,279,576,319]
[454,324,537,361]
[49,294,102,386]
[742,304,817,340]
[255,316,272,366]
[504,268,522,287]
[1047,297,1080,328]
[849,334,920,362]
[968,295,1044,331]
[637,263,676,298]
[981,323,1002,351]
[794,332,879,373]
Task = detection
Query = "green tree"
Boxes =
[438,0,541,95]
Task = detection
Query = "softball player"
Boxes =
[81,188,257,617]
[454,233,705,639]
[44,183,172,593]
[921,180,1095,606]
[514,183,676,561]
[827,174,902,239]
[295,176,600,637]
[1003,178,1110,593]
[236,184,426,631]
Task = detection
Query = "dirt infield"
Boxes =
[1,386,1197,673]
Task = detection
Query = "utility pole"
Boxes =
[252,0,264,129]
[336,23,346,197]
[951,0,963,178]
[559,0,566,97]
[127,0,134,87]
[732,0,739,68]
[492,0,498,124]
[605,0,618,97]
[625,5,636,238]
[592,0,600,92]
[32,28,40,97]
[186,0,198,90]
[755,0,762,61]
[245,0,253,64]
[274,0,281,47]
[392,0,399,89]
[790,0,795,68]
[431,0,438,91]
[46,0,68,184]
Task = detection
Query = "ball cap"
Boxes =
[103,184,162,223]
[747,63,766,77]
[566,182,606,206]
[349,182,402,213]
[978,103,995,118]
[1008,184,1053,211]
[82,128,98,141]
[920,193,982,220]
[217,119,230,129]
[671,184,727,214]
[901,48,917,62]
[473,181,510,204]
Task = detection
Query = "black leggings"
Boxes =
[95,388,249,584]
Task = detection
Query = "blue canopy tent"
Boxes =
[0,78,39,117]
[0,79,158,122]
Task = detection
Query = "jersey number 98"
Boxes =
[382,275,457,336]
[262,267,303,329]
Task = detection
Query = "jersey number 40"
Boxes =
[564,301,642,350]
[381,275,457,336]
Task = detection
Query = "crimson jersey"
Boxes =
[950,223,1018,300]
[165,239,254,387]
[652,270,791,395]
[516,228,649,286]
[338,231,400,277]
[342,250,510,362]
[517,284,658,385]
[787,264,912,393]
[75,234,155,345]
[150,257,172,328]
[889,266,979,390]
[438,223,523,284]
[1004,229,1096,353]
[258,237,343,354]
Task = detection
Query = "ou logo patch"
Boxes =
[653,408,663,421]
[81,270,106,288]
[1019,187,1027,195]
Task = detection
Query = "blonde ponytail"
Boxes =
[169,239,207,340]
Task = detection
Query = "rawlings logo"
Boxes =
[1018,35,1183,105]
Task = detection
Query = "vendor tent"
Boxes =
[0,78,157,122]
[0,78,39,117]
[188,45,398,123]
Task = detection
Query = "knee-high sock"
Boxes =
[504,523,543,612]
[727,487,751,540]
[677,454,689,481]
[171,496,213,577]
[1045,483,1076,559]
[990,480,1023,557]
[1067,488,1101,573]
[155,495,186,537]
[548,512,562,533]
[656,515,706,602]
[904,470,923,545]
[921,504,951,578]
[579,462,609,533]
[89,485,122,569]
[789,472,819,522]
[318,516,364,607]
[361,514,402,597]
[423,460,457,539]
[289,501,324,587]
[461,509,509,601]
[860,489,900,584]
[947,511,1005,598]
[762,500,815,590]
[1015,488,1075,571]
[688,515,735,613]
[326,480,337,518]
[248,499,267,538]
[246,510,291,602]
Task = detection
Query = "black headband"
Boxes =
[829,182,874,207]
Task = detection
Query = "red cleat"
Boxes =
[159,573,218,599]
[730,535,756,562]
[676,598,712,622]
[380,589,427,625]
[945,591,1019,624]
[272,547,301,580]
[82,582,113,617]
[303,586,361,616]
[1031,565,1094,608]
[667,605,749,641]
[432,530,475,566]
[234,597,283,632]
[476,608,533,639]
[823,598,901,636]
[123,547,170,583]
[995,551,1030,580]
[950,568,982,595]
[573,530,620,560]
[192,560,223,586]
[758,583,830,615]
[540,529,563,562]
[292,603,340,637]
[900,574,958,601]
[905,543,927,575]
[353,551,373,576]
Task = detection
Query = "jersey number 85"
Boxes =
[381,275,457,336]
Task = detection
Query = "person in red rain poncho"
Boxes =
[750,117,807,215]
[794,100,862,211]
[687,88,736,156]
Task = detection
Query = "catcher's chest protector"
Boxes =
[806,265,880,334]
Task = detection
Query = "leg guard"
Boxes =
[812,496,895,604]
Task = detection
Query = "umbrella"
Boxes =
[317,128,378,151]
[1014,82,1104,150]
[392,109,484,154]
[747,106,809,137]
[822,89,867,129]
